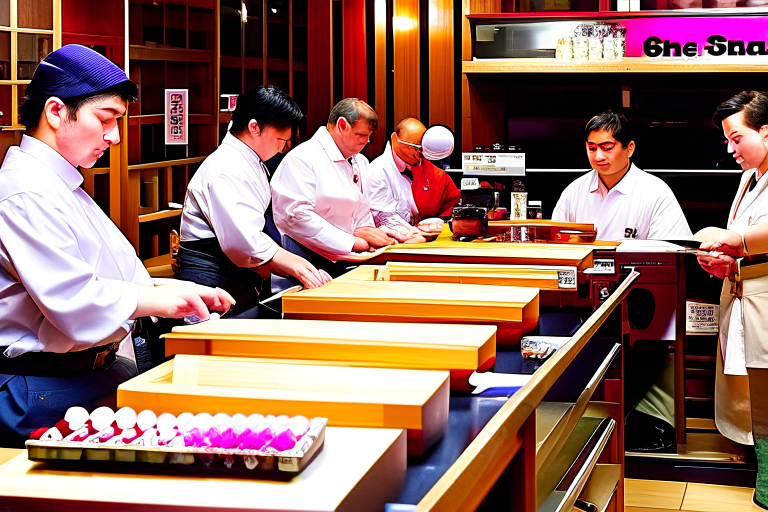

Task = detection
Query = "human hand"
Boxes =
[270,249,332,289]
[352,236,373,252]
[695,227,744,257]
[379,224,424,243]
[134,282,235,321]
[353,226,396,248]
[417,217,444,234]
[697,252,736,279]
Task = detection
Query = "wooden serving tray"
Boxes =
[117,355,449,456]
[0,428,407,512]
[282,267,540,344]
[163,319,496,390]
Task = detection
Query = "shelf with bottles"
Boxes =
[463,57,768,74]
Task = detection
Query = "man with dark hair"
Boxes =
[0,45,233,447]
[552,110,691,241]
[271,98,395,275]
[178,86,331,318]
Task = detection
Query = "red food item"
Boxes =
[54,419,74,438]
[120,427,144,444]
[29,427,49,440]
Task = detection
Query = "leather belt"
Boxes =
[0,340,123,377]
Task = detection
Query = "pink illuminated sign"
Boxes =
[622,16,768,57]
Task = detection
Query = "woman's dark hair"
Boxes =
[230,85,303,134]
[713,91,768,131]
[21,90,134,130]
[584,110,633,147]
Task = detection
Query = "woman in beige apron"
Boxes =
[697,91,768,508]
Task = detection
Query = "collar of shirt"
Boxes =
[391,143,409,174]
[19,134,83,191]
[314,126,350,166]
[589,162,638,198]
[221,131,269,177]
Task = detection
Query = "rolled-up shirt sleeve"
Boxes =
[272,156,356,256]
[206,174,279,268]
[0,193,137,344]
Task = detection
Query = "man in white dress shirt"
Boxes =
[0,45,233,447]
[178,86,331,318]
[271,98,395,275]
[552,111,691,241]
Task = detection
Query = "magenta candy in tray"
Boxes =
[26,406,327,475]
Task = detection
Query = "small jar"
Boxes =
[573,36,588,62]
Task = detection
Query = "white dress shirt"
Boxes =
[0,135,152,357]
[271,126,375,261]
[180,132,279,267]
[365,142,419,228]
[552,163,692,241]
[722,169,768,376]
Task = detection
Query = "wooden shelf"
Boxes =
[129,45,213,63]
[463,57,768,74]
[138,209,181,223]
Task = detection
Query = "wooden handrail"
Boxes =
[416,269,640,512]
[127,156,206,171]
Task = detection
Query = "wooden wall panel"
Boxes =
[307,0,333,136]
[370,0,387,156]
[469,0,502,10]
[342,0,367,101]
[393,0,419,125]
[428,0,453,130]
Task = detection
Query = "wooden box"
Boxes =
[282,267,540,344]
[0,428,406,512]
[383,261,579,291]
[164,318,497,390]
[117,355,449,456]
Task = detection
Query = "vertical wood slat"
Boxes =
[393,0,419,125]
[428,0,453,130]
[214,0,220,147]
[342,0,367,102]
[164,166,173,206]
[370,0,387,155]
[306,0,332,136]
[289,0,293,97]
[262,0,268,85]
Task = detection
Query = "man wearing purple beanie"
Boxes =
[0,45,234,447]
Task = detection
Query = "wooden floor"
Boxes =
[626,478,761,511]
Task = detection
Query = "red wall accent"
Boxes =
[61,0,125,68]
[306,0,333,136]
[342,0,367,102]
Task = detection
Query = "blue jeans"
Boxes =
[0,357,137,448]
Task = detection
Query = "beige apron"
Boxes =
[716,169,768,445]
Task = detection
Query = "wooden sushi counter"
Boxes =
[0,235,644,512]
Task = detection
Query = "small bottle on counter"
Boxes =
[527,200,542,220]
[510,180,527,242]
[573,25,588,62]
[588,23,603,62]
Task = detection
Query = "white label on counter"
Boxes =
[686,302,719,334]
[590,259,616,275]
[462,153,525,176]
[461,177,480,190]
[278,456,300,472]
[557,270,577,289]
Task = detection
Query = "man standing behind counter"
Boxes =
[552,111,691,241]
[0,45,233,446]
[366,118,460,242]
[271,98,395,275]
[178,86,331,318]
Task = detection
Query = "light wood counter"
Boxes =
[0,428,406,512]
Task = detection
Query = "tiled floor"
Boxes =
[626,478,761,512]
